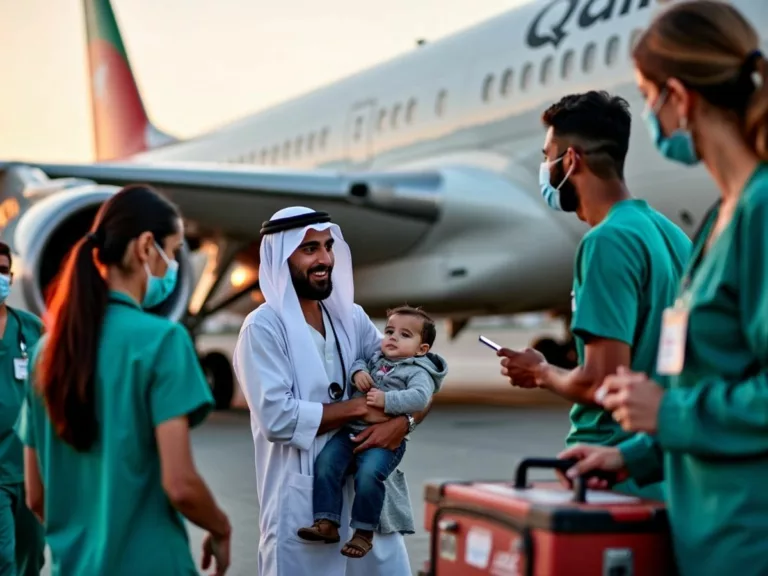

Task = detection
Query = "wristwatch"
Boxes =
[404,413,416,433]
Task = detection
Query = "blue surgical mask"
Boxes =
[539,155,574,211]
[642,90,699,166]
[0,275,10,304]
[142,241,178,309]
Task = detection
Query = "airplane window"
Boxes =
[482,74,495,102]
[606,36,620,67]
[582,43,597,73]
[500,69,513,96]
[354,117,363,141]
[283,141,291,160]
[520,63,533,91]
[261,149,268,164]
[295,137,303,157]
[378,109,387,131]
[540,56,554,84]
[272,145,279,163]
[561,50,575,79]
[435,90,447,116]
[307,133,315,153]
[391,104,401,128]
[629,29,643,55]
[320,128,329,150]
[406,98,417,124]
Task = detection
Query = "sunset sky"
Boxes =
[0,0,528,163]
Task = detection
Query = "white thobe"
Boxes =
[233,304,412,576]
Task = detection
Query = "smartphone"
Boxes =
[478,335,502,351]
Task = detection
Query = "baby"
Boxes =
[297,305,448,558]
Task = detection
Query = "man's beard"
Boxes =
[290,263,333,300]
[551,161,579,213]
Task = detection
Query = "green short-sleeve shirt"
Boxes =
[0,307,42,485]
[567,199,691,448]
[15,291,214,576]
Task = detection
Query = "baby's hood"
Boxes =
[398,351,449,392]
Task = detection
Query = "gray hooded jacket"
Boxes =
[347,350,448,433]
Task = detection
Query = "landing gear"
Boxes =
[530,310,577,369]
[200,351,235,410]
[183,239,257,411]
[530,335,577,369]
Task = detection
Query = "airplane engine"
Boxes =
[7,183,194,323]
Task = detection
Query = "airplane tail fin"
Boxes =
[83,0,177,161]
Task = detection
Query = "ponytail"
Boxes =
[744,56,768,162]
[38,236,106,451]
[36,184,180,452]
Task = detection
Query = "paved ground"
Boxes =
[36,405,573,575]
[179,405,573,575]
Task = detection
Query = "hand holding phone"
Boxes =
[478,335,502,351]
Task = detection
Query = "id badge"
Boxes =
[656,304,689,376]
[13,358,28,381]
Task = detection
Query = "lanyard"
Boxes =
[320,303,347,402]
[679,199,721,298]
[6,307,27,358]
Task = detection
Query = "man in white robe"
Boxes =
[233,206,430,575]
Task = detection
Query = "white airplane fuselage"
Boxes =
[122,0,766,319]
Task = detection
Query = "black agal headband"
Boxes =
[260,211,331,236]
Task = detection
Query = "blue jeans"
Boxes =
[313,427,406,531]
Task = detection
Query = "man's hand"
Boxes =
[366,389,385,409]
[597,366,664,433]
[351,416,408,454]
[556,444,629,490]
[497,347,547,389]
[362,404,390,425]
[353,371,374,392]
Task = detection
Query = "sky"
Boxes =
[0,0,530,163]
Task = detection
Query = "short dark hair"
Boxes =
[0,242,11,269]
[386,305,436,348]
[541,91,631,180]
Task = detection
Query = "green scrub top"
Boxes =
[0,307,42,487]
[652,163,768,576]
[15,291,214,576]
[567,199,691,448]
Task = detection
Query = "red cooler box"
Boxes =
[420,458,674,576]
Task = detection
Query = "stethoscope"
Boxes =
[6,307,27,359]
[320,302,348,402]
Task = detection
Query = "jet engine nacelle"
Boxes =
[9,184,194,322]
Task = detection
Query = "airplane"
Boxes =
[0,0,765,410]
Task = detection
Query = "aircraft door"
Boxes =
[345,102,375,168]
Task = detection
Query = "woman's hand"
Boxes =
[597,366,665,433]
[557,444,629,490]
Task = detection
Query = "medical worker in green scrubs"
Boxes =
[0,242,44,576]
[497,91,691,500]
[559,2,768,575]
[14,185,232,575]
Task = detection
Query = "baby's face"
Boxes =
[381,314,428,359]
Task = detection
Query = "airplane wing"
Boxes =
[1,161,443,267]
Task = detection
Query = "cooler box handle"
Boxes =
[514,457,617,503]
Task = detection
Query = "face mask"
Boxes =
[0,275,11,304]
[142,241,178,309]
[642,90,699,166]
[539,154,577,212]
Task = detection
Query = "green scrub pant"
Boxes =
[0,483,44,576]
